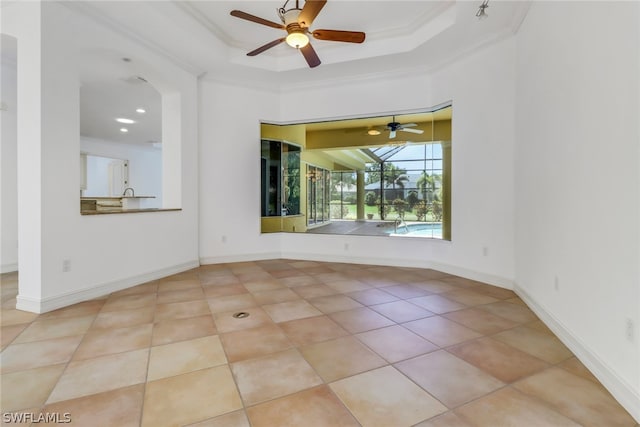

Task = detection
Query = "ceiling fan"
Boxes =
[230,0,365,68]
[385,117,424,139]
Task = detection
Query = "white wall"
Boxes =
[277,40,517,287]
[515,1,640,420]
[199,80,282,263]
[81,136,162,208]
[198,40,517,288]
[1,49,18,272]
[2,2,199,312]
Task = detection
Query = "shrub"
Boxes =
[365,191,377,206]
[392,199,409,218]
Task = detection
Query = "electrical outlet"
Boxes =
[221,235,227,243]
[62,259,71,273]
[554,276,559,291]
[482,246,489,256]
[626,318,635,342]
[344,243,349,251]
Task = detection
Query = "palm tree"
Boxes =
[417,171,441,203]
[383,163,408,200]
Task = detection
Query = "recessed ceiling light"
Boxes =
[136,108,146,114]
[367,129,381,136]
[116,118,135,124]
[120,128,129,133]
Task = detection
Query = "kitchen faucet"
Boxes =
[122,187,135,197]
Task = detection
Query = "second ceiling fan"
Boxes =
[230,0,365,68]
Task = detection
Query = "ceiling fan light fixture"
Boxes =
[286,31,309,49]
[367,129,381,136]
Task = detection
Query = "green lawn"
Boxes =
[331,203,437,222]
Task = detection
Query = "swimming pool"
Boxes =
[386,223,443,238]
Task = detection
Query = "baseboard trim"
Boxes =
[15,260,200,314]
[515,284,640,423]
[1,262,18,274]
[200,252,282,265]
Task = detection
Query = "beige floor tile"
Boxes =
[0,309,38,326]
[280,275,322,287]
[279,315,349,346]
[524,319,554,334]
[443,308,519,335]
[329,307,395,334]
[156,287,205,304]
[395,350,504,408]
[505,296,527,305]
[42,384,144,427]
[346,288,399,306]
[207,294,257,314]
[476,301,538,323]
[91,306,155,330]
[404,316,482,347]
[213,307,274,333]
[47,349,149,403]
[156,278,201,293]
[203,283,247,298]
[412,280,457,294]
[357,325,438,363]
[1,323,28,350]
[252,288,299,305]
[152,315,216,346]
[221,324,292,362]
[408,295,467,314]
[155,299,211,321]
[247,385,360,427]
[440,290,498,306]
[300,336,386,382]
[448,337,548,383]
[1,364,66,411]
[231,349,322,405]
[242,280,285,293]
[292,284,338,299]
[148,335,227,380]
[36,300,105,320]
[492,325,573,364]
[414,411,473,427]
[142,365,242,427]
[382,284,432,299]
[370,300,434,323]
[514,367,636,426]
[325,279,370,294]
[73,323,152,360]
[200,274,241,287]
[454,387,579,426]
[330,366,447,427]
[0,335,83,373]
[263,300,322,322]
[188,410,250,427]
[14,315,95,344]
[558,357,599,384]
[110,282,158,297]
[101,293,157,312]
[309,294,363,314]
[472,284,516,300]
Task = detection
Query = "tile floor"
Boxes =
[1,259,637,427]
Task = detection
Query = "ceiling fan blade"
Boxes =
[298,0,327,28]
[312,30,366,43]
[300,43,321,68]
[247,38,286,56]
[401,123,418,128]
[400,128,424,134]
[230,10,285,30]
[389,130,397,139]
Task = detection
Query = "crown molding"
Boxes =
[62,2,205,77]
